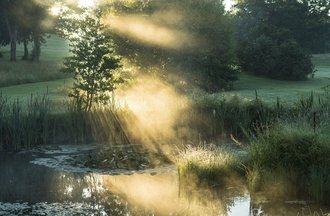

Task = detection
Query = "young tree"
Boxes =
[61,13,123,111]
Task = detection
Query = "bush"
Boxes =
[275,40,314,80]
[238,27,314,80]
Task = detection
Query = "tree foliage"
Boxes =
[234,0,318,80]
[104,0,238,92]
[235,0,330,53]
[61,13,123,111]
[177,0,238,92]
[0,0,52,61]
[239,31,314,80]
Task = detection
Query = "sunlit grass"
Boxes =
[177,144,243,184]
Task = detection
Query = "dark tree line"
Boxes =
[235,0,330,80]
[103,0,329,90]
[1,0,329,91]
[103,0,238,92]
[0,0,53,61]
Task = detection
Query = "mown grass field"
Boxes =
[0,35,71,92]
[0,35,330,106]
[225,54,330,105]
[0,35,69,62]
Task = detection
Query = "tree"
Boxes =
[61,13,123,111]
[18,0,50,61]
[234,0,330,53]
[0,8,9,58]
[104,0,238,92]
[238,28,313,80]
[234,0,316,80]
[0,0,19,61]
[178,0,238,92]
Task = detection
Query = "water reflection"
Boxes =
[98,172,249,215]
[0,152,329,215]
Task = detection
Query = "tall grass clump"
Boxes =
[184,93,277,142]
[0,93,52,151]
[246,122,330,202]
[0,94,132,152]
[177,144,244,185]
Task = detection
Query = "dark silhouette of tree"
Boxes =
[0,0,19,61]
[0,0,52,61]
[234,0,322,80]
[235,0,330,53]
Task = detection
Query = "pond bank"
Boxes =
[0,145,329,215]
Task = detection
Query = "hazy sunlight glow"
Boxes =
[224,0,234,11]
[50,6,61,15]
[104,15,197,50]
[78,0,95,8]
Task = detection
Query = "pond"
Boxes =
[0,145,328,215]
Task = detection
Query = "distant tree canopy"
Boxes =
[234,0,323,80]
[0,0,53,61]
[235,0,330,53]
[237,26,314,80]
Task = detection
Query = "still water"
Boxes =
[0,146,327,215]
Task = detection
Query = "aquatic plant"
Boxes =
[246,121,330,203]
[176,144,243,184]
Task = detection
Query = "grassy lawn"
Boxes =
[0,35,70,88]
[0,34,329,107]
[0,34,69,62]
[0,79,73,111]
[223,55,330,105]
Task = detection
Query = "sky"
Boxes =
[77,0,235,11]
[223,0,235,11]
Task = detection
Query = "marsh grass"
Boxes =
[0,95,132,152]
[246,122,330,203]
[178,89,330,203]
[177,144,243,185]
[184,93,278,142]
[0,93,51,151]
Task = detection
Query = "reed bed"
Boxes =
[0,94,129,152]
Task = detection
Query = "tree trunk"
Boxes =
[4,10,17,61]
[10,28,17,61]
[32,33,41,62]
[22,38,29,60]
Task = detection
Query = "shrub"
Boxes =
[275,40,314,80]
[238,27,314,80]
